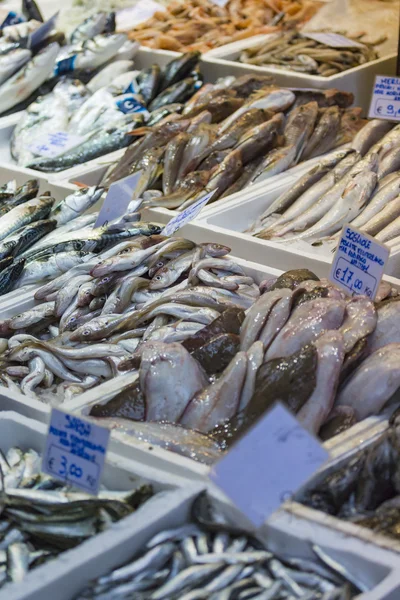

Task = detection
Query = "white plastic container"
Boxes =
[197,175,400,278]
[0,411,203,600]
[291,419,400,557]
[203,34,397,114]
[5,473,400,600]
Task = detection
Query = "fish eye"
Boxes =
[83,329,90,336]
[154,275,162,281]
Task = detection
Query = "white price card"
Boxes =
[94,170,142,229]
[302,32,365,49]
[210,403,328,527]
[163,190,217,237]
[368,75,400,121]
[28,131,84,158]
[116,0,165,31]
[329,224,389,300]
[42,408,110,495]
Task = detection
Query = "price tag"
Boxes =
[94,170,142,228]
[163,190,216,237]
[116,0,165,30]
[42,408,110,495]
[210,403,328,527]
[115,94,149,116]
[368,75,400,121]
[302,32,365,49]
[329,224,390,300]
[29,12,58,49]
[28,131,84,158]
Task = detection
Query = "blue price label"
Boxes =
[329,224,390,300]
[42,408,110,495]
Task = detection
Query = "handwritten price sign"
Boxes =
[329,224,389,301]
[42,409,110,495]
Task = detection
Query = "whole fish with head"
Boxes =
[16,251,95,288]
[54,34,127,76]
[233,113,283,165]
[69,13,108,43]
[288,170,377,242]
[51,186,104,226]
[149,77,201,112]
[0,43,60,116]
[269,153,378,239]
[26,116,141,172]
[0,219,56,260]
[256,148,357,223]
[301,106,342,160]
[283,101,319,151]
[146,171,211,210]
[351,119,394,156]
[219,88,295,134]
[162,52,200,90]
[0,196,54,243]
[0,47,31,86]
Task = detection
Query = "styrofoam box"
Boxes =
[197,173,400,278]
[8,473,400,600]
[203,33,397,114]
[0,411,203,600]
[291,418,400,559]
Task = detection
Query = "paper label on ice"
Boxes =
[94,171,142,228]
[42,408,110,495]
[163,190,216,237]
[28,131,84,158]
[329,224,389,300]
[302,32,365,48]
[116,0,165,30]
[368,75,400,121]
[210,403,328,527]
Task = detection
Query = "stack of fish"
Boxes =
[239,31,383,76]
[0,13,135,117]
[0,445,153,587]
[127,0,320,52]
[0,178,161,296]
[76,491,370,599]
[10,49,210,171]
[300,421,400,544]
[0,238,260,403]
[102,83,364,212]
[3,237,400,463]
[248,120,400,246]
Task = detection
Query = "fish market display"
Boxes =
[102,81,363,211]
[4,238,399,462]
[0,444,153,586]
[240,31,383,76]
[299,421,400,544]
[11,51,208,172]
[76,491,369,599]
[0,177,161,296]
[247,120,400,245]
[128,0,320,52]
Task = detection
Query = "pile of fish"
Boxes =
[4,234,400,462]
[102,83,363,212]
[299,421,400,544]
[128,0,320,53]
[240,31,383,76]
[247,119,400,245]
[0,178,162,296]
[0,12,141,118]
[9,21,209,171]
[76,491,369,599]
[82,267,400,458]
[0,445,153,586]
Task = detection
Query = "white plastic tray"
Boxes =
[0,411,202,600]
[197,174,400,278]
[203,34,397,114]
[291,419,400,557]
[6,474,400,600]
